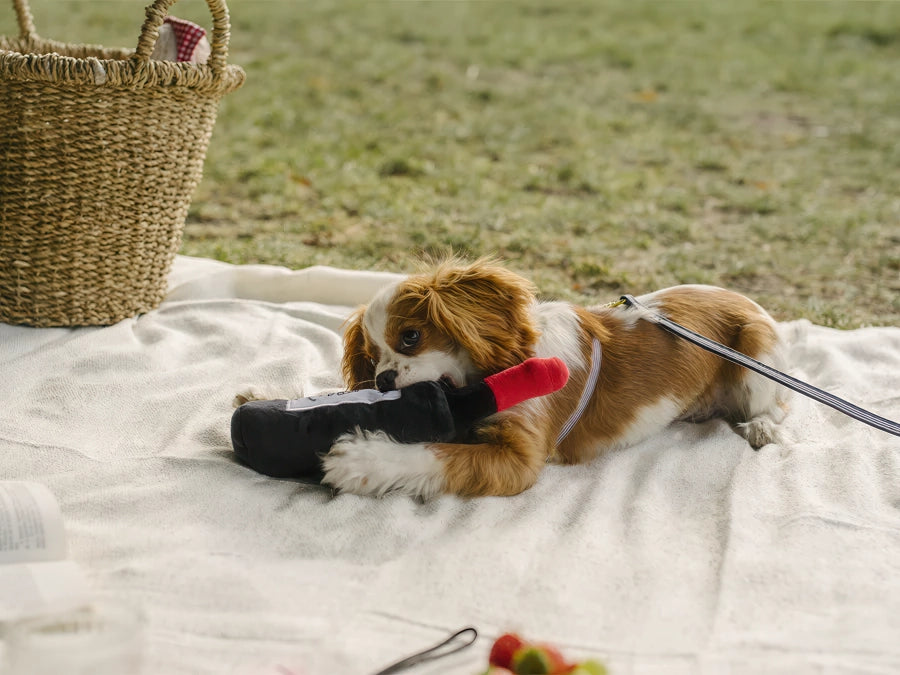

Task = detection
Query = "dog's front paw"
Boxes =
[320,431,384,496]
[321,430,444,499]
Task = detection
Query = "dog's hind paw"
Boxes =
[737,416,781,449]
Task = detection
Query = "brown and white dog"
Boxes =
[321,258,787,499]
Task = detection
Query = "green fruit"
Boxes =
[569,660,607,675]
[511,646,552,674]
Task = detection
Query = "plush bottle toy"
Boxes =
[231,357,569,481]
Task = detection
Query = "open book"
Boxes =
[0,481,91,623]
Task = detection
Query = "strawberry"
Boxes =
[489,633,526,669]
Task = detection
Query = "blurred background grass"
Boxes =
[4,1,899,327]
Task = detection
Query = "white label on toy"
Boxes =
[286,389,400,411]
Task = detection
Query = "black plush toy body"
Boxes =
[231,357,569,480]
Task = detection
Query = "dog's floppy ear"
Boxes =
[341,307,376,390]
[424,259,540,373]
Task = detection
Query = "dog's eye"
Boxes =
[400,329,420,350]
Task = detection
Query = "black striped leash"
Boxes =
[620,295,900,438]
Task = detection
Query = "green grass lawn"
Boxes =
[4,1,899,327]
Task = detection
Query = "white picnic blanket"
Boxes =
[1,255,898,675]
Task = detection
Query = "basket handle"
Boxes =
[134,0,232,73]
[12,0,37,39]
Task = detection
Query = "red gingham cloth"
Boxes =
[164,16,207,62]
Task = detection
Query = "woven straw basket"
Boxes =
[0,0,245,326]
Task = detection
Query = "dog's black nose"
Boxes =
[376,370,398,392]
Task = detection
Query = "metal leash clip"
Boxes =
[373,626,478,675]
